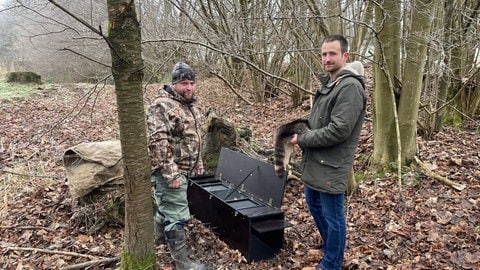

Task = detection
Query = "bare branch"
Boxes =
[414,156,466,191]
[0,169,62,179]
[143,38,315,96]
[15,0,81,36]
[46,0,101,36]
[60,48,111,68]
[0,225,54,231]
[45,82,110,133]
[63,256,120,270]
[0,4,22,13]
[46,0,117,56]
[210,70,253,105]
[1,243,106,260]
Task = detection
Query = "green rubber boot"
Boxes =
[165,230,206,270]
[154,220,165,245]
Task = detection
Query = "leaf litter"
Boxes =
[0,78,479,269]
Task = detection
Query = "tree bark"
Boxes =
[398,0,435,163]
[372,0,402,166]
[351,1,374,61]
[106,0,155,268]
[433,0,456,133]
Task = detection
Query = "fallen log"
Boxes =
[63,256,120,270]
[414,156,466,191]
[1,242,120,270]
[1,244,101,260]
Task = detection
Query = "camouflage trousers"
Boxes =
[151,170,191,231]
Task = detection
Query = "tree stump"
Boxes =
[6,71,42,84]
[202,110,240,173]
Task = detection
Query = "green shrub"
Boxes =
[443,111,463,128]
[6,71,42,84]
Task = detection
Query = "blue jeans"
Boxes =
[304,186,346,270]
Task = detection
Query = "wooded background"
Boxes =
[0,0,478,268]
[1,0,478,163]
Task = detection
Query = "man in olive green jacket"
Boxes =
[290,35,366,270]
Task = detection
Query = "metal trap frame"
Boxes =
[188,147,289,262]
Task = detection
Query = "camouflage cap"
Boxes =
[171,62,196,84]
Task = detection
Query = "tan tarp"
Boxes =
[63,140,124,200]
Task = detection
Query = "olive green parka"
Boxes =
[297,66,366,194]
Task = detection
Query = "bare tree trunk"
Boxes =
[398,0,435,163]
[351,1,374,61]
[433,0,456,133]
[469,71,480,117]
[450,0,480,118]
[372,0,402,166]
[106,0,155,268]
[325,0,342,34]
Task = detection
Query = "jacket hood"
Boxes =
[319,61,365,89]
[344,61,364,76]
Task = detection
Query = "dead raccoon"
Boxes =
[274,119,310,178]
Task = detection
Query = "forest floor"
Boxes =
[0,77,479,270]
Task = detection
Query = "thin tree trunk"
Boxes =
[398,0,435,163]
[372,0,402,166]
[351,1,373,61]
[325,0,342,34]
[107,0,155,268]
[434,0,456,132]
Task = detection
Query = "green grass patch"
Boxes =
[354,171,368,183]
[0,81,57,101]
[443,111,463,128]
[0,81,37,100]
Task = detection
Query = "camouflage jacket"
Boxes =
[147,85,204,183]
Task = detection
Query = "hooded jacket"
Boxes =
[147,85,204,183]
[297,65,366,194]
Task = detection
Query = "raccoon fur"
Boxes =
[274,118,310,178]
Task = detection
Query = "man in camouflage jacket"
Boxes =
[147,62,206,270]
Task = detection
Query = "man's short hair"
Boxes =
[323,35,349,53]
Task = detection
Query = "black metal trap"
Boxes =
[187,147,289,262]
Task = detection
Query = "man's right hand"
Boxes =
[168,176,182,188]
[290,133,298,144]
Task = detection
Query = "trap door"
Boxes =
[215,147,286,208]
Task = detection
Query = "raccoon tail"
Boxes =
[274,137,294,178]
[274,118,309,178]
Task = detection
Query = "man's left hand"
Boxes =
[196,168,205,175]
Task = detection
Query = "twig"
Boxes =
[210,71,253,105]
[0,169,62,179]
[63,256,120,270]
[414,156,466,191]
[0,225,54,231]
[143,38,314,95]
[1,244,103,260]
[60,48,111,68]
